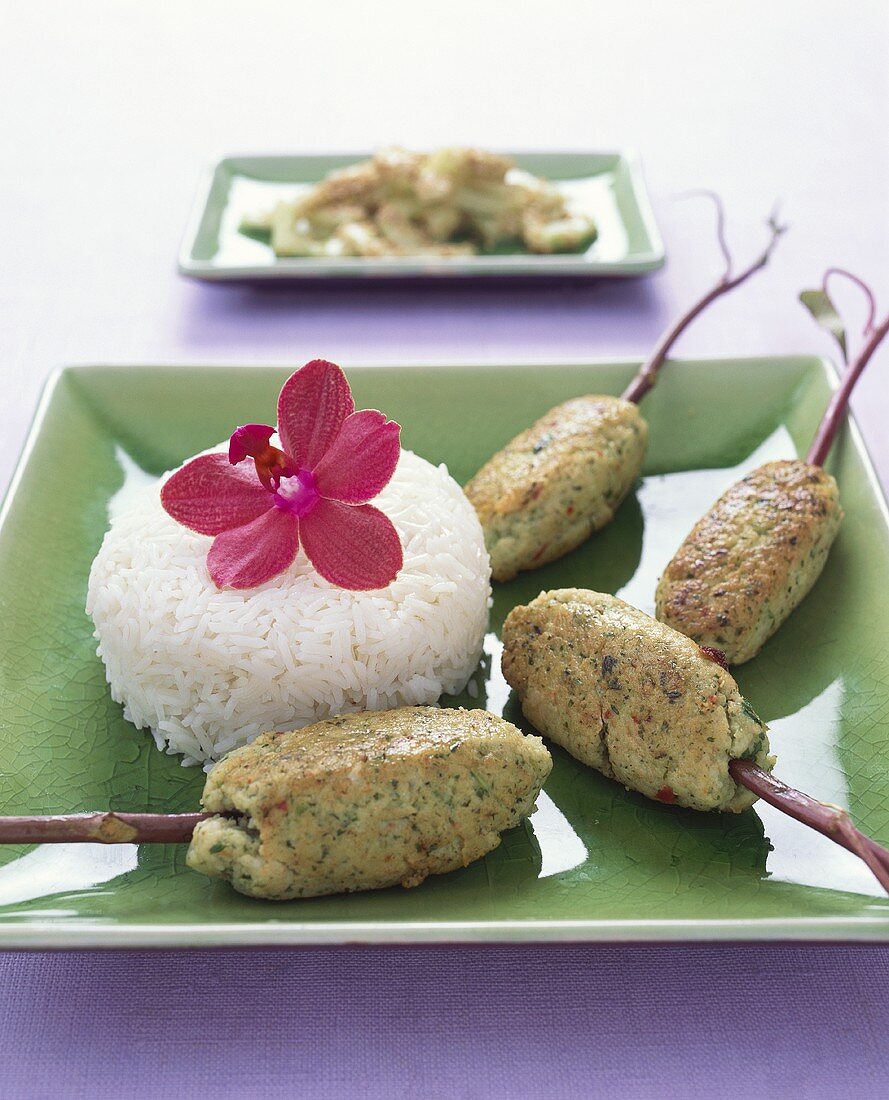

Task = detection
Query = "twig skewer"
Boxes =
[0,811,217,845]
[804,268,889,466]
[1,773,886,896]
[730,759,889,894]
[622,194,787,405]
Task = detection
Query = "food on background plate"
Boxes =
[465,195,787,581]
[87,360,491,765]
[657,269,889,664]
[499,588,889,890]
[0,708,551,901]
[240,147,598,258]
[502,589,773,812]
[188,707,551,899]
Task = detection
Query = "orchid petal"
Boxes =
[207,508,300,589]
[161,453,272,535]
[300,499,403,590]
[277,360,355,471]
[313,410,402,504]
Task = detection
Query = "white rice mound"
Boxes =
[87,449,491,766]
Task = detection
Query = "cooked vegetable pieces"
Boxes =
[240,147,597,259]
[501,589,774,812]
[187,706,552,900]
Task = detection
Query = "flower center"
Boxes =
[273,468,320,518]
[228,424,293,490]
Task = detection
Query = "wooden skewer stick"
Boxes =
[798,267,888,466]
[0,811,217,845]
[621,193,787,405]
[730,759,889,894]
[806,310,889,466]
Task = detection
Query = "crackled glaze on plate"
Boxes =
[0,360,887,947]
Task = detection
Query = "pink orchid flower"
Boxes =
[161,360,403,590]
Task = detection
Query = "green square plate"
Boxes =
[1,359,888,948]
[178,151,665,280]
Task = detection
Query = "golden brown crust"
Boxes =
[501,589,773,812]
[464,396,648,581]
[655,461,843,664]
[187,707,551,900]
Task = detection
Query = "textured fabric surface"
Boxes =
[1,3,888,1098]
[1,946,888,1100]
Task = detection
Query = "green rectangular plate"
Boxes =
[1,359,888,948]
[178,151,665,280]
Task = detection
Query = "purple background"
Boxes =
[1,3,888,1097]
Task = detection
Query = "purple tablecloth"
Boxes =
[1,3,888,1097]
[1,946,886,1099]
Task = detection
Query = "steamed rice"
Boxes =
[87,449,491,766]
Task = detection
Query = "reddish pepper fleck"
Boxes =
[656,785,676,804]
[275,800,288,812]
[699,645,729,670]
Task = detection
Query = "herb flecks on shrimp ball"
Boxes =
[464,199,786,582]
[655,268,889,665]
[465,397,647,582]
[501,589,773,812]
[656,460,843,665]
[187,707,551,900]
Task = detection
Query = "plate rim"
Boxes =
[176,148,666,281]
[1,916,888,950]
[8,353,884,538]
[3,356,889,949]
